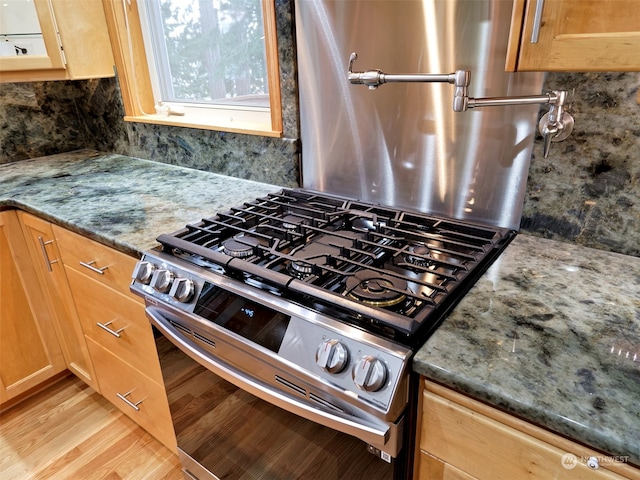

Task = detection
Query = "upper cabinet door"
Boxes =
[506,0,640,71]
[0,0,114,82]
[0,0,65,73]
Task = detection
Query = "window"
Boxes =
[103,0,282,136]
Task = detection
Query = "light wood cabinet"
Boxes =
[66,268,160,376]
[506,0,640,72]
[18,212,98,391]
[0,211,66,406]
[416,380,638,480]
[0,0,114,82]
[8,212,176,451]
[53,225,176,451]
[87,337,176,451]
[53,225,141,302]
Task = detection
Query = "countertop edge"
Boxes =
[413,362,635,467]
[1,198,143,258]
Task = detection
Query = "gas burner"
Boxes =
[281,214,306,230]
[222,236,262,258]
[346,270,408,308]
[351,217,382,232]
[288,260,316,277]
[288,243,336,277]
[405,244,433,267]
[287,232,362,278]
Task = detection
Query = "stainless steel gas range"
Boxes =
[131,188,514,480]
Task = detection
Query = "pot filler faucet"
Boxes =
[347,52,574,158]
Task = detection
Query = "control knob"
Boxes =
[316,339,349,374]
[132,261,156,284]
[150,268,174,293]
[353,355,387,392]
[170,277,195,303]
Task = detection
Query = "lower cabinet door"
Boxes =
[18,211,98,391]
[86,337,176,451]
[0,211,66,405]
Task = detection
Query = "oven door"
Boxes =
[148,306,405,480]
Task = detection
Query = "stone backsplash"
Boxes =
[0,74,300,187]
[1,30,638,256]
[0,0,300,188]
[522,72,640,257]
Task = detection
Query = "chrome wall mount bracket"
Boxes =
[347,52,574,158]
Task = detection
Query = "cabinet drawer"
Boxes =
[53,225,138,301]
[66,267,163,385]
[417,451,474,480]
[87,337,176,451]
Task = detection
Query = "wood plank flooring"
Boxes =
[0,375,183,480]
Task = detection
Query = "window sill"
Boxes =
[123,114,283,138]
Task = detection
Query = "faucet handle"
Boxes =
[348,52,358,73]
[541,121,559,158]
[347,52,384,89]
[539,109,574,158]
[538,90,574,158]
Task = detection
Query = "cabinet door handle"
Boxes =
[80,260,109,275]
[116,390,143,411]
[37,236,58,272]
[96,320,125,338]
[530,0,545,43]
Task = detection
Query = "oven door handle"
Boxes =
[146,306,394,452]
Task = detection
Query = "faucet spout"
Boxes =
[347,52,576,157]
[347,52,465,91]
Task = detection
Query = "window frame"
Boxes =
[102,0,282,137]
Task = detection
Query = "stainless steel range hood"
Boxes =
[294,0,544,229]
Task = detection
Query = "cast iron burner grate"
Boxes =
[157,188,515,346]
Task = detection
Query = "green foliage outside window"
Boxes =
[158,0,268,105]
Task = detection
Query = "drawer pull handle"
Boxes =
[97,320,125,338]
[116,390,143,411]
[80,260,109,275]
[37,236,58,272]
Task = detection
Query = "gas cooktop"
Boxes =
[152,188,515,346]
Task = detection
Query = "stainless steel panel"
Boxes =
[295,0,544,229]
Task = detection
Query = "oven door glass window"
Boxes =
[156,334,395,480]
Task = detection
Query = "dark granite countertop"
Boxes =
[2,150,638,468]
[0,150,281,257]
[414,234,640,467]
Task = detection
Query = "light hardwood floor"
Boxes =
[0,374,182,479]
